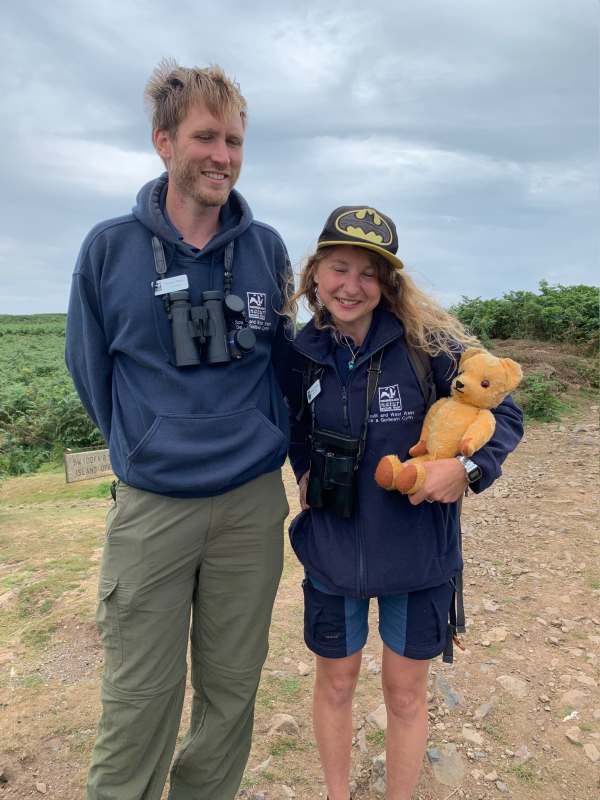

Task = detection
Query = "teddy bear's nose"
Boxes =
[455,380,464,390]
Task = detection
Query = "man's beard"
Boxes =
[169,156,233,208]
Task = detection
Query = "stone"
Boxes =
[514,744,533,763]
[484,770,498,781]
[356,727,368,753]
[584,743,600,763]
[371,752,387,795]
[250,755,272,773]
[367,659,381,675]
[435,674,463,709]
[35,785,47,795]
[561,687,588,709]
[496,780,509,793]
[367,704,388,730]
[462,725,484,746]
[488,626,508,642]
[474,697,497,720]
[280,786,295,799]
[576,673,597,688]
[297,661,311,676]
[496,675,528,698]
[427,744,465,787]
[565,726,581,744]
[482,599,499,612]
[268,714,299,737]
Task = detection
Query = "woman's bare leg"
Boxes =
[381,645,430,800]
[312,651,362,800]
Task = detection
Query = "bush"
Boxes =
[516,374,567,422]
[0,316,104,477]
[451,282,599,349]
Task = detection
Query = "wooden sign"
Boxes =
[64,448,113,483]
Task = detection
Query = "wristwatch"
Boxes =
[455,455,482,484]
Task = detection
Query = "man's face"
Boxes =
[155,99,244,207]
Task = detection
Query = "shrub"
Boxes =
[516,374,567,422]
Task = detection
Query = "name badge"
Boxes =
[154,275,189,296]
[307,379,321,404]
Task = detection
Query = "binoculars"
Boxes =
[168,289,256,367]
[306,427,360,519]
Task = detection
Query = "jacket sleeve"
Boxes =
[283,349,311,482]
[65,240,113,443]
[430,348,524,493]
[469,395,524,493]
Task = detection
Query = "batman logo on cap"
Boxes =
[335,208,393,246]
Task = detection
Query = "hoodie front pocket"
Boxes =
[126,408,287,495]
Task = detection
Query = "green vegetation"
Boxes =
[366,729,386,747]
[516,374,569,422]
[1,286,598,478]
[510,762,537,784]
[0,314,103,477]
[451,282,599,351]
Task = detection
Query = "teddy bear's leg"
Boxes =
[374,455,403,490]
[394,458,428,495]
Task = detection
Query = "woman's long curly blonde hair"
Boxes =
[284,246,480,358]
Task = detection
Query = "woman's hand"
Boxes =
[298,470,310,510]
[409,459,468,505]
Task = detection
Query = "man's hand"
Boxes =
[298,470,310,510]
[409,458,467,505]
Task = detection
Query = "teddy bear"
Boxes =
[374,347,523,495]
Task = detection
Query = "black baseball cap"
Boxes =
[317,205,404,270]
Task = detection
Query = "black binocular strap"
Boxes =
[152,236,168,276]
[152,236,236,296]
[223,241,234,295]
[357,349,384,462]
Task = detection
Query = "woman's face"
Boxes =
[314,246,382,342]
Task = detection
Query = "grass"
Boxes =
[367,729,386,747]
[269,736,303,756]
[511,762,537,784]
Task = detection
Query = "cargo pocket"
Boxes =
[302,578,345,656]
[96,578,122,675]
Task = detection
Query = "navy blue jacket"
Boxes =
[287,309,523,598]
[66,174,292,497]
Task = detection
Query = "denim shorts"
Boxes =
[303,574,454,660]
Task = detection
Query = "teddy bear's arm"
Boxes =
[460,409,496,457]
[408,398,448,456]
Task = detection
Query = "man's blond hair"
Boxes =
[144,58,247,135]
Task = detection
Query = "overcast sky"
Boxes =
[1,0,597,316]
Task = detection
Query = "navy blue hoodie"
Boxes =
[287,309,524,598]
[66,174,291,497]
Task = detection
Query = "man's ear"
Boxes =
[153,128,173,163]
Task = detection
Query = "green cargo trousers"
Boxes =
[87,469,288,800]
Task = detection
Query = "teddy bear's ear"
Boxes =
[501,358,523,392]
[459,347,486,367]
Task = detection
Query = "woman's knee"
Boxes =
[383,681,427,723]
[315,657,360,706]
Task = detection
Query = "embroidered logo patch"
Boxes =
[247,292,266,321]
[378,384,402,412]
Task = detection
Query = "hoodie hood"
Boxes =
[131,172,254,256]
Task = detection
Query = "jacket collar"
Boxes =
[294,306,404,364]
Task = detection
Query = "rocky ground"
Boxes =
[0,399,598,799]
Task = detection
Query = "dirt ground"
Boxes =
[0,391,598,798]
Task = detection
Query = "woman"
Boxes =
[284,206,523,800]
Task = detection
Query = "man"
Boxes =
[66,60,291,800]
